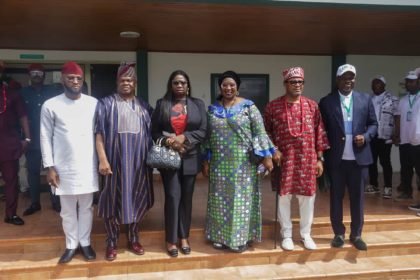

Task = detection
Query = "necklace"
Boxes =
[0,83,6,114]
[285,97,304,137]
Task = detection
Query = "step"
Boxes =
[1,216,419,255]
[62,254,420,280]
[1,228,420,279]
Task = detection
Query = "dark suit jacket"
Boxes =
[319,90,377,169]
[151,96,207,175]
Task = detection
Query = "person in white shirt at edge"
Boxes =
[365,75,398,198]
[394,70,420,213]
[40,62,98,264]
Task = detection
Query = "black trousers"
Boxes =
[160,169,196,244]
[399,144,420,196]
[329,160,366,238]
[26,149,60,207]
[368,138,393,188]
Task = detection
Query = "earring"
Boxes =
[236,91,239,96]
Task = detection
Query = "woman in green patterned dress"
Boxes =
[202,71,275,253]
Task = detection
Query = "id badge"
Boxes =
[407,111,412,122]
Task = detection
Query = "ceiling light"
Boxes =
[120,31,140,39]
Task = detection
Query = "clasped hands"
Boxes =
[166,135,187,154]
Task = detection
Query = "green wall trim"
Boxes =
[331,55,346,93]
[137,50,149,102]
[151,0,420,11]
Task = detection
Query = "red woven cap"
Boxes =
[28,63,44,72]
[283,67,304,81]
[62,61,83,76]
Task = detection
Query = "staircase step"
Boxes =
[1,228,420,279]
[1,216,420,254]
[68,254,420,280]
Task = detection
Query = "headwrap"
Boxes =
[282,67,304,81]
[61,61,83,76]
[117,62,136,79]
[218,70,241,88]
[28,63,44,72]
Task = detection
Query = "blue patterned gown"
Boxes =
[204,99,275,248]
[95,94,154,225]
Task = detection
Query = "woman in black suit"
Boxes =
[151,70,207,257]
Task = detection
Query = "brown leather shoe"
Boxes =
[105,245,117,261]
[128,241,145,255]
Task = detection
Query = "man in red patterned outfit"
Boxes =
[264,67,329,251]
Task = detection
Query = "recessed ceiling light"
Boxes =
[120,31,140,38]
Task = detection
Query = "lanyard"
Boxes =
[408,93,418,110]
[340,95,353,116]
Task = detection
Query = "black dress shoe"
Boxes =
[23,204,41,216]
[167,248,178,257]
[350,236,367,251]
[4,215,24,225]
[230,245,248,253]
[58,248,78,264]
[331,234,345,248]
[79,245,96,261]
[180,246,191,255]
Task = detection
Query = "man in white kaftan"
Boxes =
[40,62,98,264]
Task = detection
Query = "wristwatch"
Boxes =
[24,138,32,143]
[317,156,325,162]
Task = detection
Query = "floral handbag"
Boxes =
[146,137,181,169]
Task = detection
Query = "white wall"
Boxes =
[148,52,331,107]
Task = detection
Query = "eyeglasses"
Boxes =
[65,76,83,82]
[29,70,44,77]
[172,80,187,86]
[287,80,305,85]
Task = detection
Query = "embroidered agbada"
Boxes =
[95,94,154,225]
[264,95,329,196]
[204,99,275,248]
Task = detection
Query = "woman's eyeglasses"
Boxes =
[172,80,187,86]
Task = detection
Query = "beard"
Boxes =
[63,83,82,95]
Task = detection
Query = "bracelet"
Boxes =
[24,138,31,143]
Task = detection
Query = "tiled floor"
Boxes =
[0,174,419,240]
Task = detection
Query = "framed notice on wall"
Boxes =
[210,74,269,113]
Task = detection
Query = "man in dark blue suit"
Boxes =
[319,64,377,250]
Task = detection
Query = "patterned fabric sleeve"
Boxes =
[201,109,212,161]
[249,104,276,157]
[94,98,106,135]
[314,103,330,152]
[263,101,274,142]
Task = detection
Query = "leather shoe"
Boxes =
[167,248,178,257]
[350,236,367,251]
[58,248,78,264]
[128,241,145,255]
[179,240,191,255]
[230,245,247,253]
[331,234,345,248]
[23,204,41,216]
[79,245,96,261]
[4,215,24,225]
[105,244,117,261]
